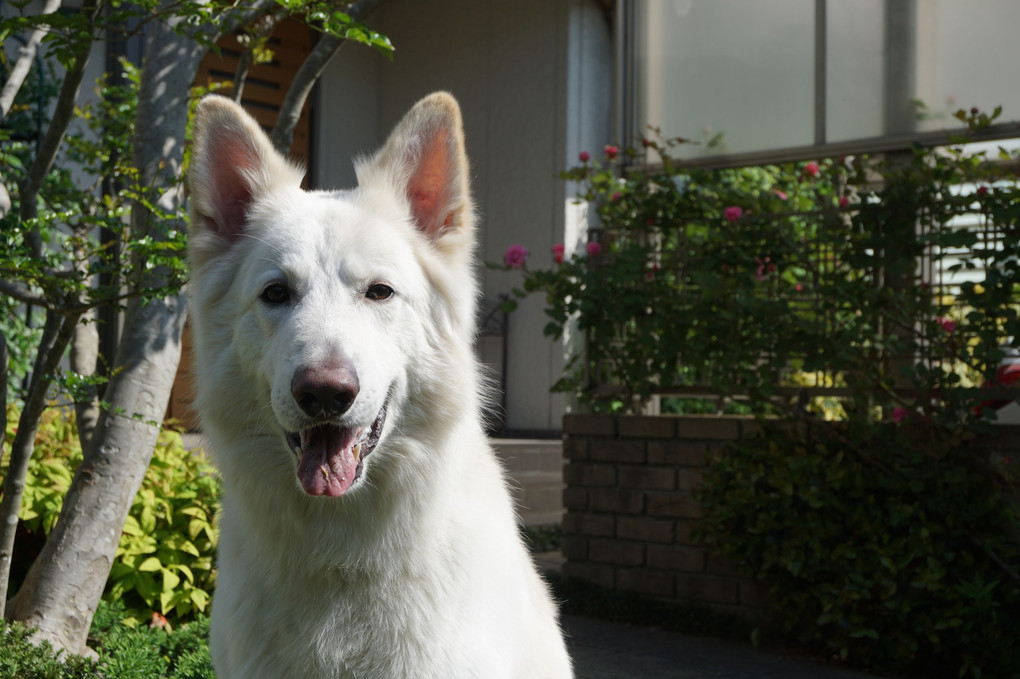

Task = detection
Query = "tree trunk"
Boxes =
[0,310,79,613]
[8,13,202,652]
[0,330,7,449]
[70,310,100,452]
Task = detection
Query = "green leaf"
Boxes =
[137,556,162,572]
[161,567,181,592]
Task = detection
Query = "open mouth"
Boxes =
[286,403,387,497]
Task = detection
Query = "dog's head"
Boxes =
[187,93,476,498]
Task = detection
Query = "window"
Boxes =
[624,0,1020,164]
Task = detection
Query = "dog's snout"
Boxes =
[291,364,360,418]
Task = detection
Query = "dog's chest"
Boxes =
[213,532,559,679]
[264,567,487,678]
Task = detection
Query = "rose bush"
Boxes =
[501,115,1019,422]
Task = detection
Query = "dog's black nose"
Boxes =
[291,363,360,418]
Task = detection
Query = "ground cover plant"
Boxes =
[0,600,213,679]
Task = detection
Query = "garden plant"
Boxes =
[3,405,220,627]
[503,108,1020,677]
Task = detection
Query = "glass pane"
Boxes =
[915,0,1020,132]
[633,0,815,156]
[825,0,884,142]
[827,0,1020,143]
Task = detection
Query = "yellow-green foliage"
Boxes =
[3,406,220,625]
[14,407,81,536]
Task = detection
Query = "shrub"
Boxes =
[3,406,220,625]
[89,600,214,679]
[108,425,220,625]
[696,419,1020,677]
[0,620,99,679]
[0,600,214,679]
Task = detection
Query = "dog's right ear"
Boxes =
[188,95,303,264]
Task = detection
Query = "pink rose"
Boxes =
[892,407,907,423]
[503,244,529,268]
[578,151,590,163]
[604,145,618,159]
[939,317,956,333]
[774,189,787,201]
[551,243,565,264]
[804,161,820,177]
[838,196,849,208]
[976,186,988,196]
[586,241,602,257]
[724,206,743,222]
[611,192,621,202]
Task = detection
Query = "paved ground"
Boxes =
[563,614,877,679]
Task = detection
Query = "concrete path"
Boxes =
[563,614,877,679]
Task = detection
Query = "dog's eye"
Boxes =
[366,283,394,301]
[260,283,291,305]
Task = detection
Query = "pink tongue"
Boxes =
[296,425,360,497]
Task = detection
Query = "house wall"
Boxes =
[315,0,614,433]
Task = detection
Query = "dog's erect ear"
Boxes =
[357,92,473,252]
[188,95,303,260]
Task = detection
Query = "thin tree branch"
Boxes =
[0,280,50,308]
[232,13,281,103]
[0,174,10,220]
[268,0,385,154]
[19,1,101,257]
[0,0,64,121]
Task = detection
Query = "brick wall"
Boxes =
[561,414,1020,620]
[561,414,766,619]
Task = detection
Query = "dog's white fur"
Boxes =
[187,93,572,678]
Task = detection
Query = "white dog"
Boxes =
[186,93,573,679]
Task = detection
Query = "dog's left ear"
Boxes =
[358,92,473,257]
